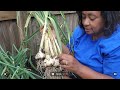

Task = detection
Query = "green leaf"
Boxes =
[48,16,62,52]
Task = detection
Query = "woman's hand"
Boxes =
[58,54,82,73]
[59,54,114,79]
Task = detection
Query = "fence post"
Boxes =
[17,11,28,44]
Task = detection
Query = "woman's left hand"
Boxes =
[58,54,81,73]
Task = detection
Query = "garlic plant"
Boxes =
[24,11,70,67]
[35,25,61,67]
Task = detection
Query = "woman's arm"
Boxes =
[59,54,114,79]
[76,62,113,79]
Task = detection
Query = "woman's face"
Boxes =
[82,11,104,35]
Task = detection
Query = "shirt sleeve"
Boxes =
[67,25,85,52]
[99,34,120,79]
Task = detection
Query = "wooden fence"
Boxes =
[0,11,78,54]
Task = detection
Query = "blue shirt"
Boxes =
[67,25,120,79]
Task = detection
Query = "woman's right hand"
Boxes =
[58,53,82,74]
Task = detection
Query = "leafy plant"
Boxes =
[0,45,42,79]
[0,11,42,79]
[24,11,73,67]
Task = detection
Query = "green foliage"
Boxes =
[0,45,42,79]
[25,11,72,50]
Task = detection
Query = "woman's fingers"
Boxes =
[60,64,68,69]
[60,60,69,68]
[58,54,71,66]
[58,54,69,61]
[59,59,67,65]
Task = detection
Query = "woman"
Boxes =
[59,11,120,79]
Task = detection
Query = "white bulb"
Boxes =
[53,59,59,67]
[35,51,45,59]
[46,55,51,60]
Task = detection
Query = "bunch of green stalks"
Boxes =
[24,11,72,67]
[0,11,44,79]
[0,45,42,79]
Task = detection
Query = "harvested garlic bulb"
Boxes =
[44,56,60,67]
[35,51,45,59]
[45,55,51,60]
[44,58,54,67]
[35,25,62,68]
[53,59,59,67]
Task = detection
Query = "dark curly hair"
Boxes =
[76,11,120,37]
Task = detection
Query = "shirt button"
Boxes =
[113,72,117,76]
